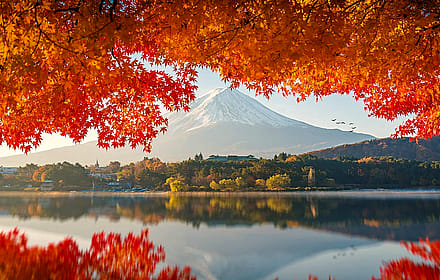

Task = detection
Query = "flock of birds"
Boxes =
[332,118,357,132]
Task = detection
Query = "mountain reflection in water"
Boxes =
[0,192,439,241]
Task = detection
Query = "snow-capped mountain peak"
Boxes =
[0,88,375,165]
[167,87,309,132]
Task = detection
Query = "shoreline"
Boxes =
[1,189,440,198]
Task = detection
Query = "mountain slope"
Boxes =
[307,137,440,161]
[147,88,374,160]
[0,142,145,167]
[0,88,374,166]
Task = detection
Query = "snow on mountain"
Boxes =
[166,88,310,133]
[145,88,375,161]
[0,88,375,166]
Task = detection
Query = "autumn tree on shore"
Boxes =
[1,0,439,153]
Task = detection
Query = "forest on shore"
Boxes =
[2,153,440,191]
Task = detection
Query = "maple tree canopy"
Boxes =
[1,0,439,152]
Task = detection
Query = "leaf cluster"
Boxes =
[1,1,440,152]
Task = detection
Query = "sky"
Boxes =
[0,68,405,158]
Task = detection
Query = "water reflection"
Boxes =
[1,193,440,241]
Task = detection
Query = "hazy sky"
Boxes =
[0,68,404,157]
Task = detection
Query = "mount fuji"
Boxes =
[166,88,313,132]
[147,88,374,160]
[0,88,374,166]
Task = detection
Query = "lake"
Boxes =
[0,191,439,279]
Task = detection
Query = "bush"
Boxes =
[255,179,266,189]
[266,174,291,190]
[166,177,188,192]
[209,178,240,191]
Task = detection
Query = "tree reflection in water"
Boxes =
[1,194,439,241]
[1,193,440,279]
[0,228,194,279]
[0,229,437,279]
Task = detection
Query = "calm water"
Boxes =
[0,191,439,279]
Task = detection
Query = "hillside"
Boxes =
[307,137,440,161]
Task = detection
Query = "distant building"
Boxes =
[94,160,106,172]
[89,160,108,174]
[0,166,17,175]
[206,155,258,162]
[40,180,55,191]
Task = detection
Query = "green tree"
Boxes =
[33,162,91,187]
[138,169,167,189]
[235,177,247,190]
[17,164,39,181]
[194,153,204,162]
[104,161,121,174]
[118,163,136,183]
